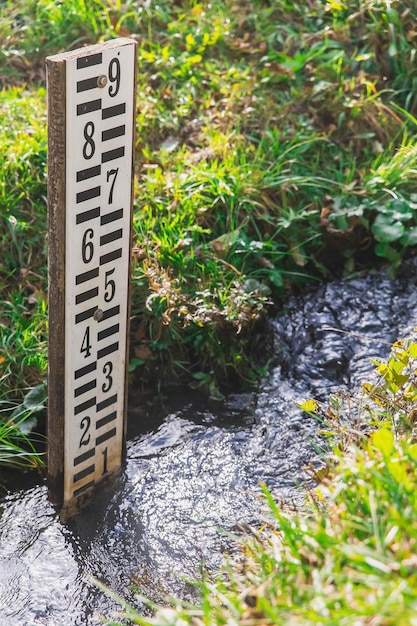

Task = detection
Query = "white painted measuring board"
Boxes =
[46,39,137,517]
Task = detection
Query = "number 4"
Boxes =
[80,326,92,358]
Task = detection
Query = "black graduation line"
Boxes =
[102,102,126,119]
[101,146,125,163]
[100,228,123,246]
[74,361,97,380]
[73,448,95,466]
[100,305,120,321]
[76,165,101,182]
[75,306,97,324]
[73,480,95,497]
[77,53,102,69]
[76,207,100,224]
[96,411,117,429]
[97,324,119,342]
[96,394,117,412]
[96,428,116,446]
[77,99,101,116]
[97,342,119,360]
[76,186,100,204]
[100,208,123,225]
[75,286,98,305]
[77,76,100,93]
[102,125,126,141]
[74,379,97,398]
[74,396,96,415]
[99,248,122,265]
[75,267,99,285]
[73,464,95,483]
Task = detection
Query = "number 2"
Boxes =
[79,416,91,447]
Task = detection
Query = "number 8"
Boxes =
[83,121,95,160]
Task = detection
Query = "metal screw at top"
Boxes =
[97,75,108,88]
[94,308,104,321]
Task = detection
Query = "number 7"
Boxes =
[106,168,119,204]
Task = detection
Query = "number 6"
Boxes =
[82,228,94,263]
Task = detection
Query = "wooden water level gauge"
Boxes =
[46,39,137,516]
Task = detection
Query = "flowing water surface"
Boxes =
[1,264,417,625]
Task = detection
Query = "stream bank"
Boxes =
[1,262,417,625]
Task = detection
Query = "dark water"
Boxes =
[1,263,417,625]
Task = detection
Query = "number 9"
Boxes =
[108,58,120,97]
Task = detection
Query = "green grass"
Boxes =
[99,336,417,625]
[0,86,48,396]
[2,0,417,612]
[1,0,417,447]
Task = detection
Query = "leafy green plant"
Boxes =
[0,385,46,469]
[9,382,47,436]
[363,333,417,435]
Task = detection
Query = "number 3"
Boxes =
[102,361,113,392]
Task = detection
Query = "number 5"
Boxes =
[104,267,116,302]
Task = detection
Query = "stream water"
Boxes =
[1,262,417,626]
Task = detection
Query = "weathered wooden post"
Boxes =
[46,39,137,517]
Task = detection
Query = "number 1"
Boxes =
[102,447,108,475]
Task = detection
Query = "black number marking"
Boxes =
[79,416,91,447]
[106,168,118,204]
[80,326,92,358]
[82,121,95,160]
[102,447,108,474]
[102,361,113,392]
[104,267,116,302]
[108,58,120,97]
[82,228,94,263]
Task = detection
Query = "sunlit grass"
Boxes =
[2,0,417,401]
